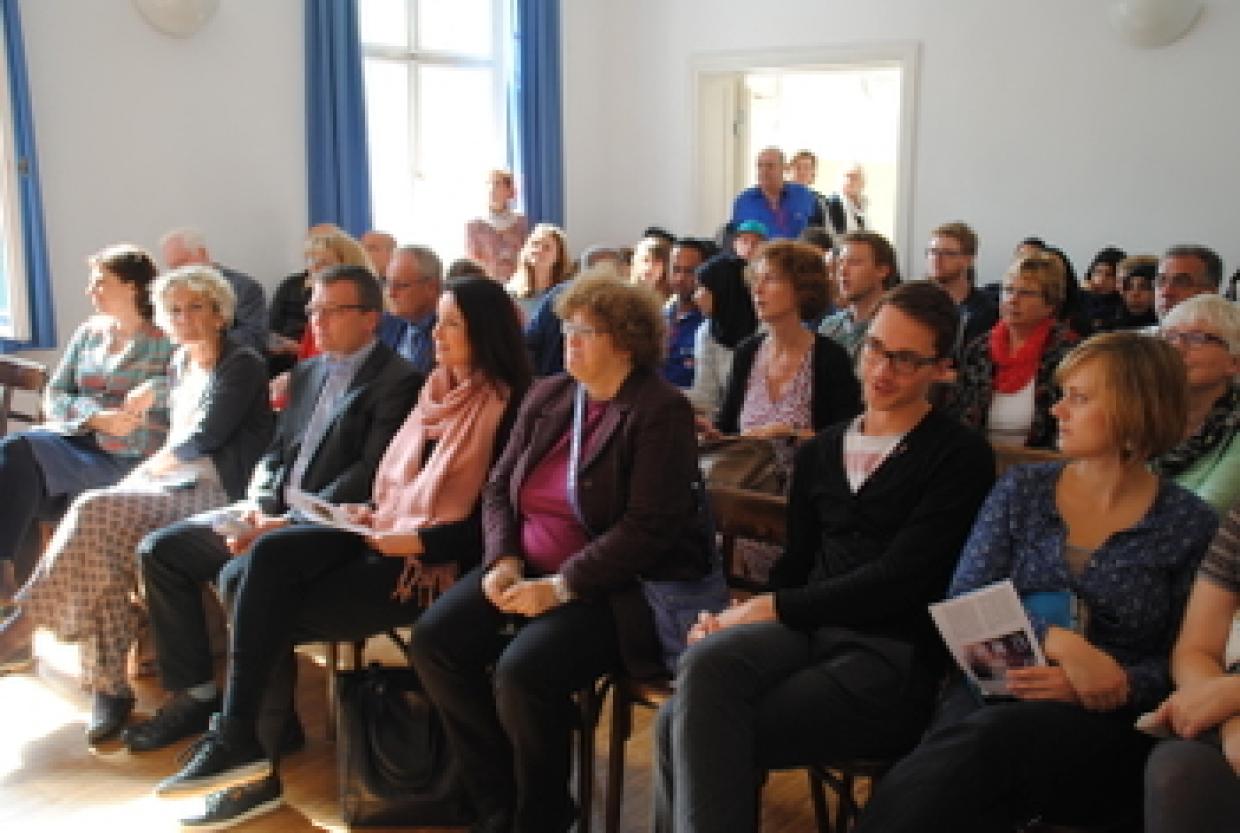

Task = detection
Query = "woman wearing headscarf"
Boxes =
[688,255,758,422]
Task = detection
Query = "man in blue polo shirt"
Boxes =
[662,238,708,388]
[730,147,823,239]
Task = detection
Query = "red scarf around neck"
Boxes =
[990,318,1053,393]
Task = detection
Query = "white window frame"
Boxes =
[0,15,31,341]
[360,0,511,259]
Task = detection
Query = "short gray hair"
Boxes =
[160,227,209,254]
[152,265,236,332]
[399,244,443,286]
[1161,293,1240,356]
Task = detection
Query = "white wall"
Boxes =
[18,0,306,363]
[562,0,1240,285]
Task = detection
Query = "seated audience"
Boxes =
[654,282,996,833]
[292,231,375,360]
[731,219,768,262]
[579,244,622,272]
[853,331,1219,833]
[408,272,710,833]
[0,244,171,604]
[506,222,570,320]
[446,257,488,279]
[359,230,396,279]
[1156,244,1223,323]
[0,266,272,743]
[925,222,998,353]
[519,225,574,377]
[267,223,342,373]
[1144,503,1240,832]
[1081,245,1127,333]
[155,278,530,829]
[1014,236,1046,259]
[1112,256,1159,330]
[818,231,900,361]
[662,239,707,388]
[688,255,757,421]
[631,235,672,300]
[127,265,420,755]
[948,254,1077,448]
[465,169,528,282]
[1153,293,1240,513]
[1043,244,1093,336]
[160,227,269,355]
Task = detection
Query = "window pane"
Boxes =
[363,58,415,245]
[416,0,492,56]
[411,65,500,261]
[359,0,408,50]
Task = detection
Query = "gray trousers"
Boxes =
[652,621,937,833]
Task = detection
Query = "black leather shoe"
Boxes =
[277,715,305,757]
[180,774,283,830]
[87,691,135,744]
[123,691,221,752]
[156,713,270,797]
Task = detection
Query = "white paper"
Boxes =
[285,487,372,536]
[929,579,1046,697]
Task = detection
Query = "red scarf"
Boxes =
[990,318,1053,393]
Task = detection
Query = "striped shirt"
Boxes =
[44,317,173,459]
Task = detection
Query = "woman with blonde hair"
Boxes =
[506,222,570,319]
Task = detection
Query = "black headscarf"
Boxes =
[696,254,758,349]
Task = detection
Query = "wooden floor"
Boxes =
[0,633,825,832]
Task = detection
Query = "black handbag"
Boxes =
[335,663,473,827]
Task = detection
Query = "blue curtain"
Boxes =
[0,0,54,352]
[305,0,372,237]
[511,0,564,227]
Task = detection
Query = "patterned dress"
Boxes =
[18,355,235,697]
[735,339,813,583]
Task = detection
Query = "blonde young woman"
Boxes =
[505,222,571,320]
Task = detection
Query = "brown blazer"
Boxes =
[483,367,708,678]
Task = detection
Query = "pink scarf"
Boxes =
[370,367,508,600]
[990,318,1053,394]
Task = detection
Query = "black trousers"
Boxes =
[408,566,621,833]
[852,677,1154,833]
[213,526,422,758]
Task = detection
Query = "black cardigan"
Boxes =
[771,408,996,671]
[714,332,861,435]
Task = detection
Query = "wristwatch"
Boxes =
[551,573,576,604]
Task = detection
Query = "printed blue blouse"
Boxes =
[948,462,1219,711]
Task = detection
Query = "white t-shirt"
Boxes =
[987,378,1036,447]
[843,416,905,492]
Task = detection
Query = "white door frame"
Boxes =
[691,42,920,273]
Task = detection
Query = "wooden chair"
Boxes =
[0,354,48,435]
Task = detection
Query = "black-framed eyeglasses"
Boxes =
[859,336,940,375]
[305,304,369,318]
[1159,329,1229,350]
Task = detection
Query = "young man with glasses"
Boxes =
[654,281,995,833]
[926,221,998,353]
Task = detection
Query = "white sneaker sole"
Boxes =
[180,794,283,831]
[156,759,273,798]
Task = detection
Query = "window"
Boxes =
[359,0,511,263]
[0,15,31,341]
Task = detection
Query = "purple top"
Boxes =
[518,398,607,574]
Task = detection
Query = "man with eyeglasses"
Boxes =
[655,281,995,833]
[377,245,442,375]
[125,265,422,771]
[1155,244,1223,322]
[925,221,998,354]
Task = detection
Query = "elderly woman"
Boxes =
[1153,293,1240,513]
[949,254,1078,448]
[1144,502,1240,832]
[688,255,758,422]
[0,265,271,743]
[155,278,531,823]
[506,222,571,320]
[407,271,712,833]
[0,245,172,602]
[854,332,1219,833]
[465,168,528,282]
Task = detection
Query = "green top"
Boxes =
[1173,430,1240,514]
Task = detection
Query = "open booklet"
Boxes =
[285,487,372,536]
[929,579,1046,697]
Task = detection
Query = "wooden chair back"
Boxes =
[0,355,49,436]
[708,484,788,593]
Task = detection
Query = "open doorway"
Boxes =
[694,44,917,267]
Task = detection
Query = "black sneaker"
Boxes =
[155,714,270,797]
[124,691,221,752]
[180,775,282,830]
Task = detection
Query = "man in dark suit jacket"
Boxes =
[124,265,423,753]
